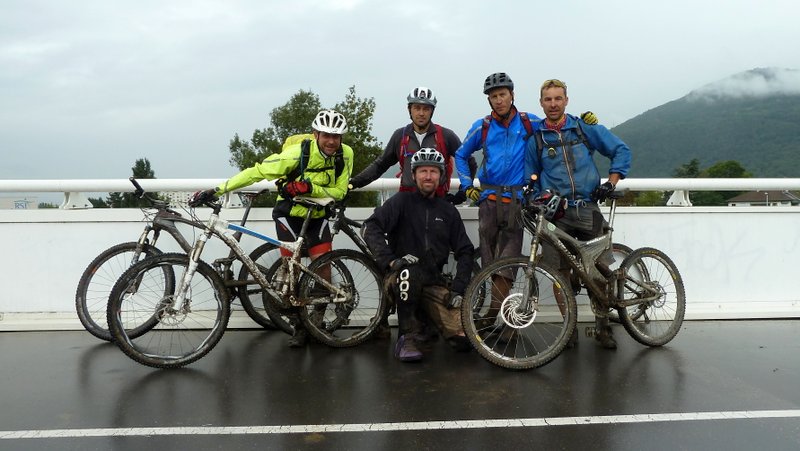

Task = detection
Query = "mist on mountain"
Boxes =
[609,67,800,178]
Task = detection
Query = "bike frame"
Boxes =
[527,197,619,306]
[173,196,347,311]
[525,195,661,309]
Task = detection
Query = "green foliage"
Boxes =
[88,197,108,208]
[228,90,321,171]
[37,202,59,209]
[672,158,701,178]
[633,191,666,206]
[333,86,383,207]
[228,86,383,207]
[670,158,753,206]
[611,92,800,178]
[104,158,158,208]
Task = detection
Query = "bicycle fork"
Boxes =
[169,225,213,314]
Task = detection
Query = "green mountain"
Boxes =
[609,68,800,177]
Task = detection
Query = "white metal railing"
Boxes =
[3,178,800,209]
[1,177,800,330]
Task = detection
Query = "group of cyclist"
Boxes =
[191,72,632,361]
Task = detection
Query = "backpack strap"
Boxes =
[397,124,413,174]
[433,124,452,196]
[285,139,344,182]
[531,118,593,174]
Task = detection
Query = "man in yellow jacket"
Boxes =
[193,109,354,347]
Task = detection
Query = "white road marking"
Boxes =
[2,410,799,439]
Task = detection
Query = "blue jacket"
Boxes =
[455,108,541,202]
[525,115,631,204]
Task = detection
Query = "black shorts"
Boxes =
[274,215,332,256]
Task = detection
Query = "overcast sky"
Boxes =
[2,0,799,182]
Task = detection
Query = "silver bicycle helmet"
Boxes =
[410,147,446,172]
[407,86,437,107]
[311,109,348,135]
[483,72,514,94]
[532,190,566,222]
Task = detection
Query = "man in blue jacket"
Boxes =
[526,78,632,349]
[454,72,596,339]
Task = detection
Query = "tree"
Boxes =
[672,158,701,178]
[333,86,383,206]
[228,86,383,207]
[634,191,665,206]
[670,158,752,206]
[107,158,158,208]
[88,197,109,208]
[229,90,321,171]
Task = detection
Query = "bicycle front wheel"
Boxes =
[617,247,685,346]
[107,253,231,369]
[462,257,576,370]
[298,249,386,347]
[75,242,164,341]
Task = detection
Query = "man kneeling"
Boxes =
[363,148,475,362]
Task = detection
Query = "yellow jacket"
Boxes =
[217,139,353,219]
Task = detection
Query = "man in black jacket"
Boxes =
[349,86,475,203]
[363,148,475,362]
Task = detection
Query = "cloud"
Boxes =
[688,67,800,100]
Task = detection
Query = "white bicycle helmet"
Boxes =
[311,109,348,135]
[407,86,437,107]
[410,147,446,172]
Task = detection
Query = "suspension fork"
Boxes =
[172,216,217,308]
[132,224,156,265]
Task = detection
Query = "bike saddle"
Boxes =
[293,196,335,208]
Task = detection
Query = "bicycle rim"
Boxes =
[299,249,386,347]
[75,242,163,341]
[462,257,576,370]
[618,247,685,346]
[108,253,230,368]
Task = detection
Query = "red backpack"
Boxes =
[397,124,452,197]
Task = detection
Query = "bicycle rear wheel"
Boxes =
[107,253,230,369]
[617,247,685,346]
[462,257,576,370]
[237,243,292,333]
[298,249,386,347]
[606,243,647,323]
[75,242,164,341]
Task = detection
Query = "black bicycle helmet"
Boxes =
[483,72,514,94]
[532,190,566,222]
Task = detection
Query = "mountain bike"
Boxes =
[237,199,377,335]
[461,190,685,370]
[75,177,280,341]
[244,198,484,337]
[106,194,387,369]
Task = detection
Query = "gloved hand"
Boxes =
[591,181,615,202]
[280,180,311,198]
[580,111,598,125]
[389,254,419,271]
[348,178,364,190]
[445,190,467,205]
[447,292,463,309]
[465,186,482,202]
[188,188,218,207]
